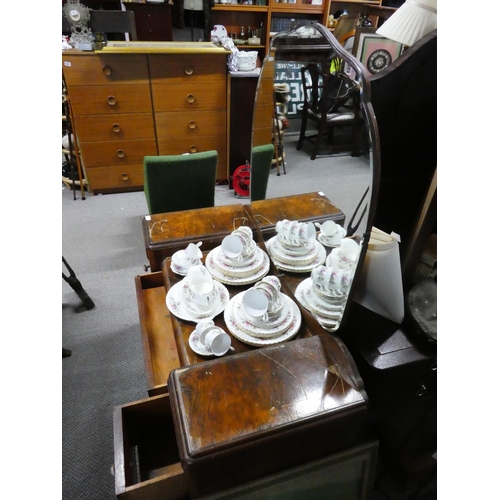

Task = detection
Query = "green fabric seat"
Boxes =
[250,144,274,202]
[143,151,218,215]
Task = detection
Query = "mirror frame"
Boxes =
[252,21,381,334]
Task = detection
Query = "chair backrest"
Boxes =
[143,151,218,215]
[62,10,138,41]
[332,13,360,44]
[250,144,274,202]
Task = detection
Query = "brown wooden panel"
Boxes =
[252,126,273,147]
[74,113,155,142]
[148,54,227,84]
[85,163,145,193]
[157,134,226,158]
[62,54,149,86]
[151,82,226,112]
[155,111,226,138]
[79,139,157,167]
[253,103,274,128]
[68,85,152,115]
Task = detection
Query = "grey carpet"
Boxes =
[62,133,371,499]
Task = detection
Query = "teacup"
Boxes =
[186,265,215,310]
[255,276,283,314]
[185,241,203,261]
[172,242,203,272]
[200,325,231,356]
[326,238,360,269]
[232,226,255,257]
[276,219,316,246]
[316,221,346,245]
[194,320,216,341]
[221,234,244,260]
[311,265,352,294]
[243,288,269,320]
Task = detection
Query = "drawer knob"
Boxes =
[190,145,197,153]
[186,94,195,103]
[188,120,196,130]
[184,66,194,76]
[107,96,117,106]
[117,149,125,158]
[102,65,113,76]
[112,123,121,133]
[121,172,129,181]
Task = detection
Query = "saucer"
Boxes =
[170,251,202,276]
[166,280,230,322]
[318,233,342,248]
[188,330,214,356]
[266,237,326,273]
[224,296,301,346]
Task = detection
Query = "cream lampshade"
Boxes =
[376,0,437,47]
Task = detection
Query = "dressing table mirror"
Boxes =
[251,21,381,334]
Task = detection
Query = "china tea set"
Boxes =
[165,218,359,353]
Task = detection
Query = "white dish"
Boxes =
[266,237,326,273]
[188,330,214,356]
[231,291,294,337]
[269,238,319,265]
[318,233,342,248]
[224,296,301,346]
[295,279,343,320]
[205,248,270,285]
[166,280,230,322]
[213,246,263,275]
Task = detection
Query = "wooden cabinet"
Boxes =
[322,0,384,27]
[123,2,173,41]
[62,43,229,194]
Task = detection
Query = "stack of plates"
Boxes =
[266,236,326,272]
[224,291,301,346]
[295,277,347,332]
[205,244,270,285]
[166,278,230,322]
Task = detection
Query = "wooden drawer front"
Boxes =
[252,126,273,147]
[157,134,226,158]
[74,113,155,143]
[69,85,152,116]
[86,164,145,192]
[151,82,226,112]
[256,77,275,105]
[62,54,149,86]
[113,393,188,500]
[155,111,226,138]
[148,54,227,84]
[79,139,157,167]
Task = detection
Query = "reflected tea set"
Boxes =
[166,218,360,356]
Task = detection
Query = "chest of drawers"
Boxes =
[62,43,229,194]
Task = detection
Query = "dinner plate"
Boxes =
[213,246,263,275]
[295,279,343,320]
[166,280,230,322]
[205,248,270,285]
[224,296,301,346]
[230,292,294,337]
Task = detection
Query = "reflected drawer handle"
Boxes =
[189,145,197,153]
[112,123,121,133]
[102,65,113,76]
[117,149,125,158]
[121,172,129,181]
[188,120,196,130]
[416,384,427,397]
[184,66,194,76]
[186,94,195,103]
[107,96,117,106]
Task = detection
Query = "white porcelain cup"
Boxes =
[195,320,216,342]
[243,288,269,319]
[255,276,282,314]
[186,265,215,310]
[185,242,203,261]
[232,226,254,256]
[221,234,244,259]
[311,265,337,291]
[203,328,232,356]
[316,220,337,237]
[326,238,360,269]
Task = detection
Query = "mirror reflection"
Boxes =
[252,21,381,333]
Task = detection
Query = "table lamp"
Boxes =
[376,0,437,47]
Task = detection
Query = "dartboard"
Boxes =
[367,49,392,74]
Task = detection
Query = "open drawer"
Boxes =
[113,393,189,500]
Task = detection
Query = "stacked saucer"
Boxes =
[295,277,347,332]
[205,227,270,285]
[224,276,301,346]
[266,219,326,272]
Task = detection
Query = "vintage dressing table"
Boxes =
[113,22,434,500]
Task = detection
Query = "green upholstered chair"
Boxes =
[143,151,218,215]
[250,144,274,202]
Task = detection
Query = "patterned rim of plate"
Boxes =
[230,291,295,337]
[166,280,229,322]
[217,241,258,268]
[266,238,326,273]
[295,279,344,320]
[268,237,318,265]
[212,246,263,276]
[224,296,301,346]
[206,248,270,285]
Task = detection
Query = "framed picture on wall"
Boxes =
[353,27,404,75]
